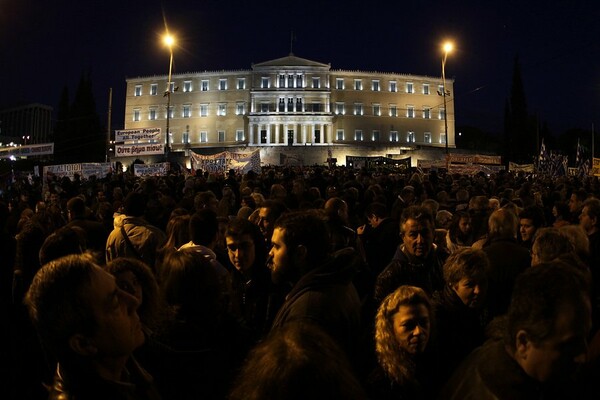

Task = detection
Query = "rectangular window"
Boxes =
[423,83,430,95]
[182,131,190,144]
[295,98,302,112]
[288,75,294,88]
[236,130,244,141]
[167,106,173,119]
[278,98,285,112]
[355,130,363,141]
[336,78,344,90]
[169,82,175,93]
[372,80,380,91]
[373,104,381,116]
[389,81,397,92]
[439,107,446,120]
[335,102,345,115]
[440,133,447,144]
[150,84,158,96]
[218,131,225,142]
[390,131,399,142]
[134,85,142,96]
[261,102,270,113]
[183,104,191,118]
[279,74,285,87]
[261,77,270,89]
[423,107,431,119]
[406,82,414,93]
[218,103,226,116]
[219,79,227,90]
[390,105,398,117]
[237,78,245,90]
[354,103,363,115]
[149,108,157,120]
[296,74,303,88]
[200,104,208,117]
[354,79,362,90]
[201,80,209,91]
[407,105,415,118]
[372,130,380,141]
[407,131,415,143]
[287,98,294,112]
[183,81,192,92]
[236,102,245,115]
[336,130,344,140]
[424,132,432,143]
[312,77,320,89]
[438,84,444,95]
[133,108,141,121]
[200,131,208,143]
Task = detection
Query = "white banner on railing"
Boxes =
[115,128,161,142]
[114,143,164,157]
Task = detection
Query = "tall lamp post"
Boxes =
[163,34,175,162]
[441,41,453,170]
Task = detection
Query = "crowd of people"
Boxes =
[4,164,600,399]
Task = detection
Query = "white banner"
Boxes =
[115,128,161,142]
[0,143,54,158]
[133,162,170,177]
[43,162,113,180]
[114,143,164,157]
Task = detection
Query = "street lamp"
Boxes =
[441,41,453,169]
[163,33,175,161]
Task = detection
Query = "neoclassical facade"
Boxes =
[124,54,455,163]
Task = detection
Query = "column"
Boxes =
[275,124,280,146]
[248,123,254,145]
[265,124,270,145]
[268,124,274,145]
[328,123,333,144]
[311,124,315,145]
[319,123,324,144]
[291,124,297,145]
[301,124,307,144]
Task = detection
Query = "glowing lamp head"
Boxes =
[443,42,453,54]
[164,34,175,48]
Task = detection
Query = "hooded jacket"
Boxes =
[270,247,362,359]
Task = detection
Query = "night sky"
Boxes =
[2,0,599,140]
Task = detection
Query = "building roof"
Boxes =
[252,53,330,69]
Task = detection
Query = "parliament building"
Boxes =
[123,54,455,167]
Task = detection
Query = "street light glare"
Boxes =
[164,34,175,47]
[443,42,453,54]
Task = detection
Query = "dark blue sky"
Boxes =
[2,0,599,138]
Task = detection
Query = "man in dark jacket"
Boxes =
[24,254,161,400]
[481,207,531,319]
[440,262,592,399]
[373,205,448,304]
[268,210,362,363]
[66,196,110,259]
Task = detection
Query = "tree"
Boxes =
[503,56,536,163]
[53,70,105,163]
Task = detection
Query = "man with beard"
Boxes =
[268,210,362,364]
[373,206,448,305]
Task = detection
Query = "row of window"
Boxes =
[164,129,446,145]
[335,103,445,119]
[132,103,247,121]
[336,130,446,144]
[134,77,443,96]
[170,130,246,144]
[132,103,445,121]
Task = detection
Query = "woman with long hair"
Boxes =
[368,285,435,400]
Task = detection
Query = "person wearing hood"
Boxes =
[268,210,362,365]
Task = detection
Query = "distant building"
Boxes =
[124,54,455,166]
[0,103,53,145]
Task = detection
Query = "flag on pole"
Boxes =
[576,138,590,177]
[537,138,548,174]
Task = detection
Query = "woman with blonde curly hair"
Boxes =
[367,285,435,400]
